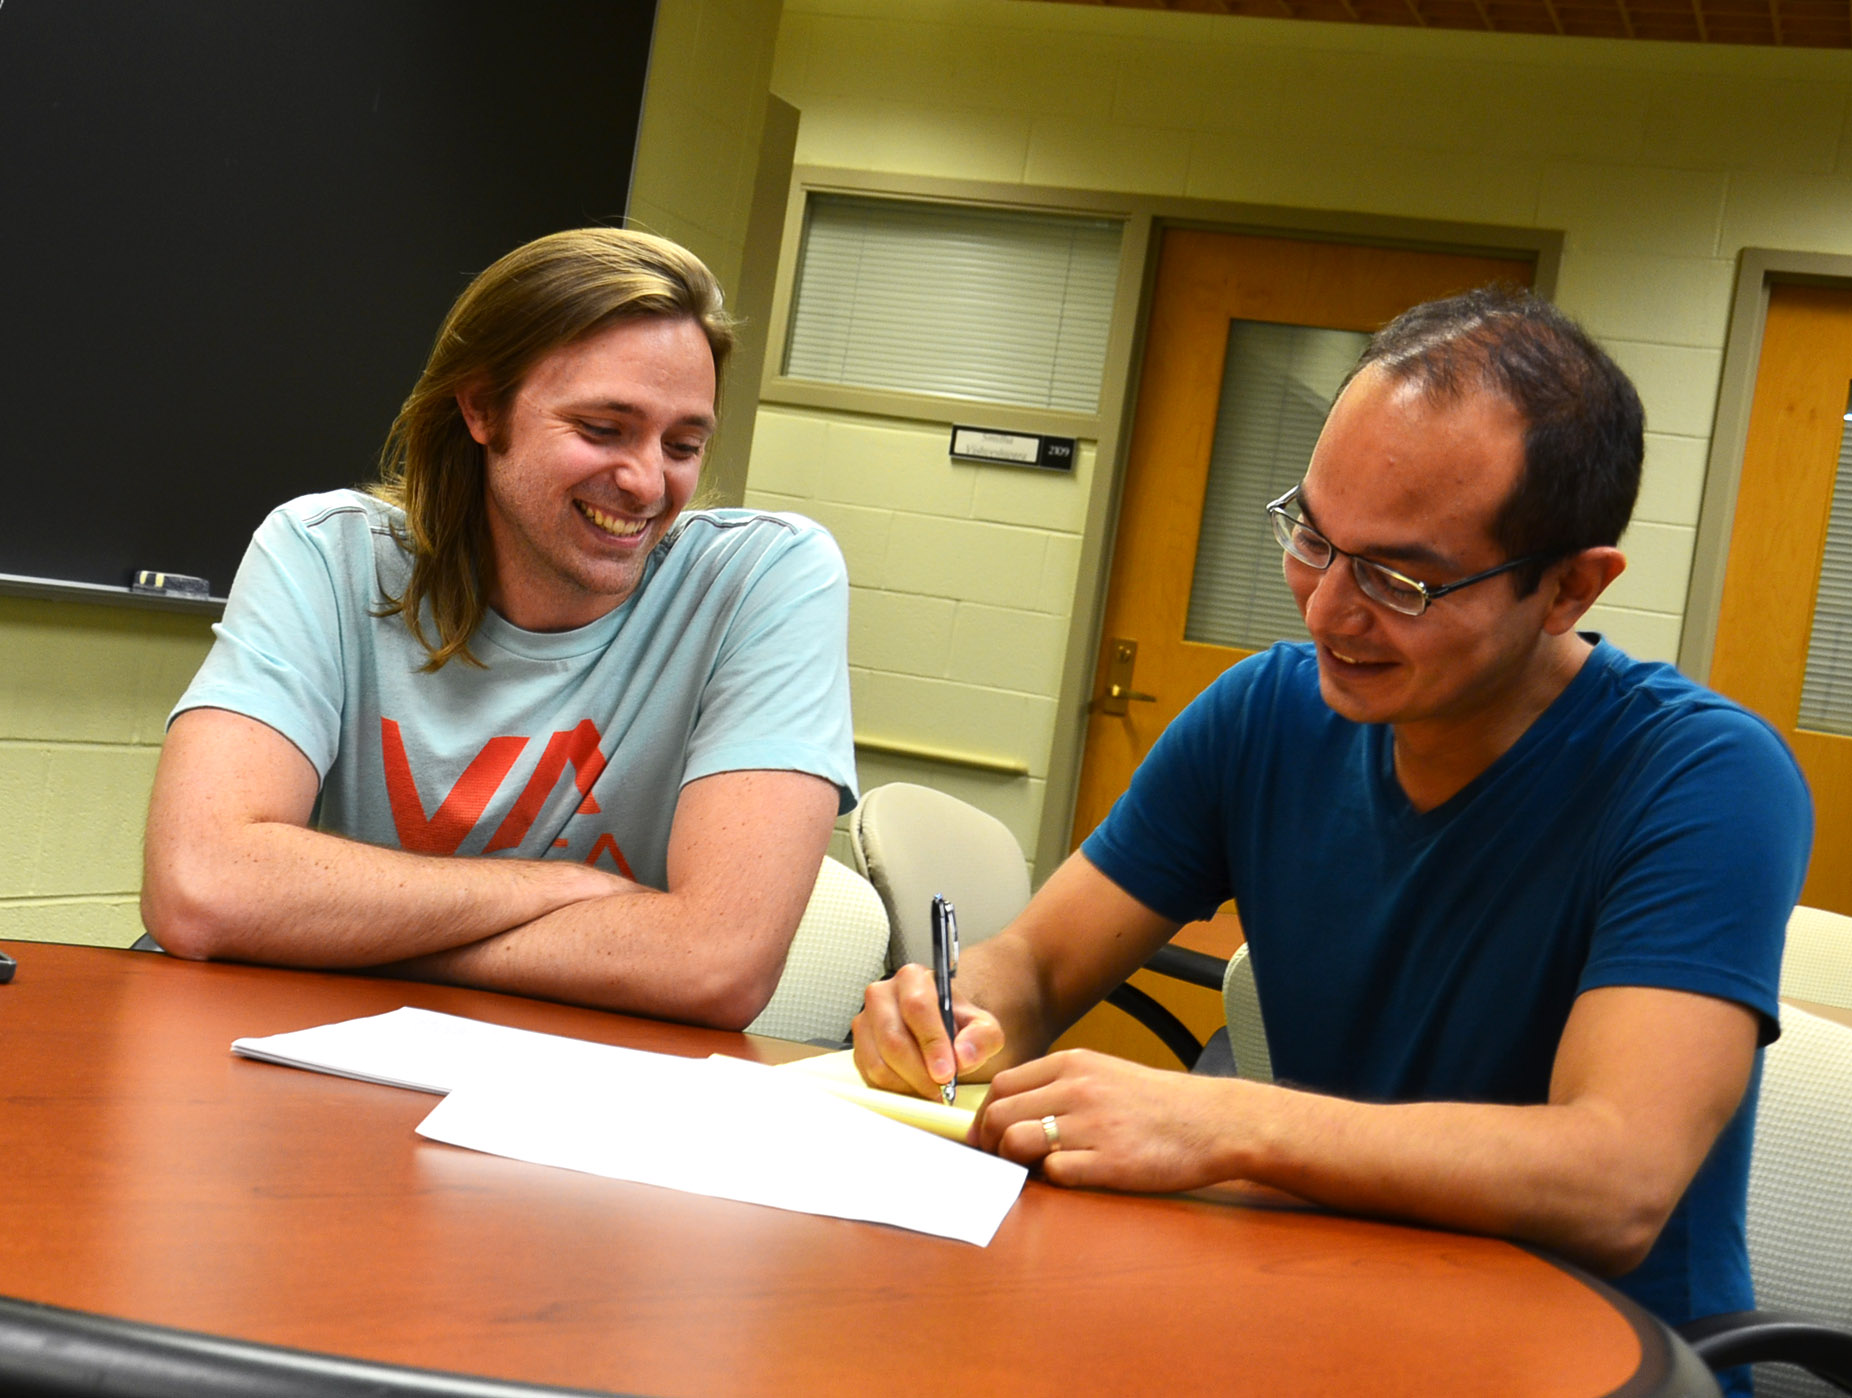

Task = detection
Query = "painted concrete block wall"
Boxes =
[630,0,786,303]
[0,600,214,946]
[747,411,1093,866]
[753,0,1852,866]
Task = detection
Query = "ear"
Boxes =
[456,380,497,448]
[1540,546,1626,636]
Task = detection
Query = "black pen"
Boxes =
[931,895,959,1106]
[0,949,15,984]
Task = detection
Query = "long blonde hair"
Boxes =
[371,228,734,669]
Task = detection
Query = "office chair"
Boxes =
[1219,943,1272,1082]
[848,782,1029,972]
[848,782,1232,1070]
[1678,1003,1852,1396]
[744,855,890,1045]
[1781,904,1852,1010]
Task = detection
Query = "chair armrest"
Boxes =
[1143,945,1227,990]
[1677,1309,1852,1392]
[1102,946,1232,1068]
[1104,983,1205,1069]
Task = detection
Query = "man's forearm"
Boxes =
[385,883,789,1029]
[980,987,1755,1280]
[145,818,624,967]
[1218,1082,1673,1275]
[387,767,841,1029]
[975,851,1184,1062]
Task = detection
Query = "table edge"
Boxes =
[0,1295,640,1398]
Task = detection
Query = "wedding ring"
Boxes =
[1040,1114,1062,1152]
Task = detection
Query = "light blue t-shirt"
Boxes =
[173,491,857,890]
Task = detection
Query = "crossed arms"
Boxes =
[142,707,840,1029]
[853,851,1759,1278]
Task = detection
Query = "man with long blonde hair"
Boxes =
[141,228,855,1028]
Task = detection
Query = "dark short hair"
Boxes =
[1349,286,1644,595]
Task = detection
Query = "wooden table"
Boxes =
[0,942,1715,1397]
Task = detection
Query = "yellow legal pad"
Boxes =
[775,1050,989,1141]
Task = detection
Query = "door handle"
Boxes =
[1097,638,1157,716]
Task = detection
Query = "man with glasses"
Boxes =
[853,288,1810,1363]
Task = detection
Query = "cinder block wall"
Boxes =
[749,415,1092,862]
[0,601,215,946]
[748,0,1852,874]
[0,0,786,947]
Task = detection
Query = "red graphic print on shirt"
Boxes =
[380,718,629,873]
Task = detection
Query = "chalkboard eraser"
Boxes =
[130,571,211,599]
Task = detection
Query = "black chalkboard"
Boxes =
[0,0,656,600]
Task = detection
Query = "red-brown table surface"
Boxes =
[0,941,1695,1397]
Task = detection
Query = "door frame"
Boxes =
[1682,248,1852,681]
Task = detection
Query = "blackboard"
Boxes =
[0,0,657,602]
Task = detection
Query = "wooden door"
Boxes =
[1710,282,1852,916]
[1054,230,1533,1068]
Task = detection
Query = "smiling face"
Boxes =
[1287,364,1576,748]
[461,315,717,632]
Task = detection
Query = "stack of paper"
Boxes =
[233,1009,1024,1246]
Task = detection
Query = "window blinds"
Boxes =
[783,195,1122,414]
[1797,393,1852,737]
[1183,320,1367,651]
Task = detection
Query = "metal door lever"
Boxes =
[1098,638,1157,716]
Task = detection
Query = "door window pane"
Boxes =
[1798,382,1852,736]
[1183,320,1366,650]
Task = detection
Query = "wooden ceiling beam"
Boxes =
[1010,0,1852,46]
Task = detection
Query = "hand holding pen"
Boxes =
[930,894,959,1106]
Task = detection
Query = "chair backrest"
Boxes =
[1220,945,1273,1083]
[1783,905,1852,1010]
[848,782,1031,972]
[745,855,890,1044]
[1746,1003,1852,1398]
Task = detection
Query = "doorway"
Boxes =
[1709,280,1852,916]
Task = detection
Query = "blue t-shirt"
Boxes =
[1083,639,1811,1336]
[173,491,857,890]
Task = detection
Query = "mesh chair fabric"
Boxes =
[1221,945,1273,1083]
[745,856,889,1044]
[1745,1004,1852,1398]
[1782,906,1852,1010]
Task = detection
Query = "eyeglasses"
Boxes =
[1265,486,1555,618]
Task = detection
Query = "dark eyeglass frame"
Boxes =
[1265,486,1557,618]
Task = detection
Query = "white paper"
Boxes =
[232,1006,645,1094]
[416,1054,1025,1246]
[233,1007,1026,1246]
